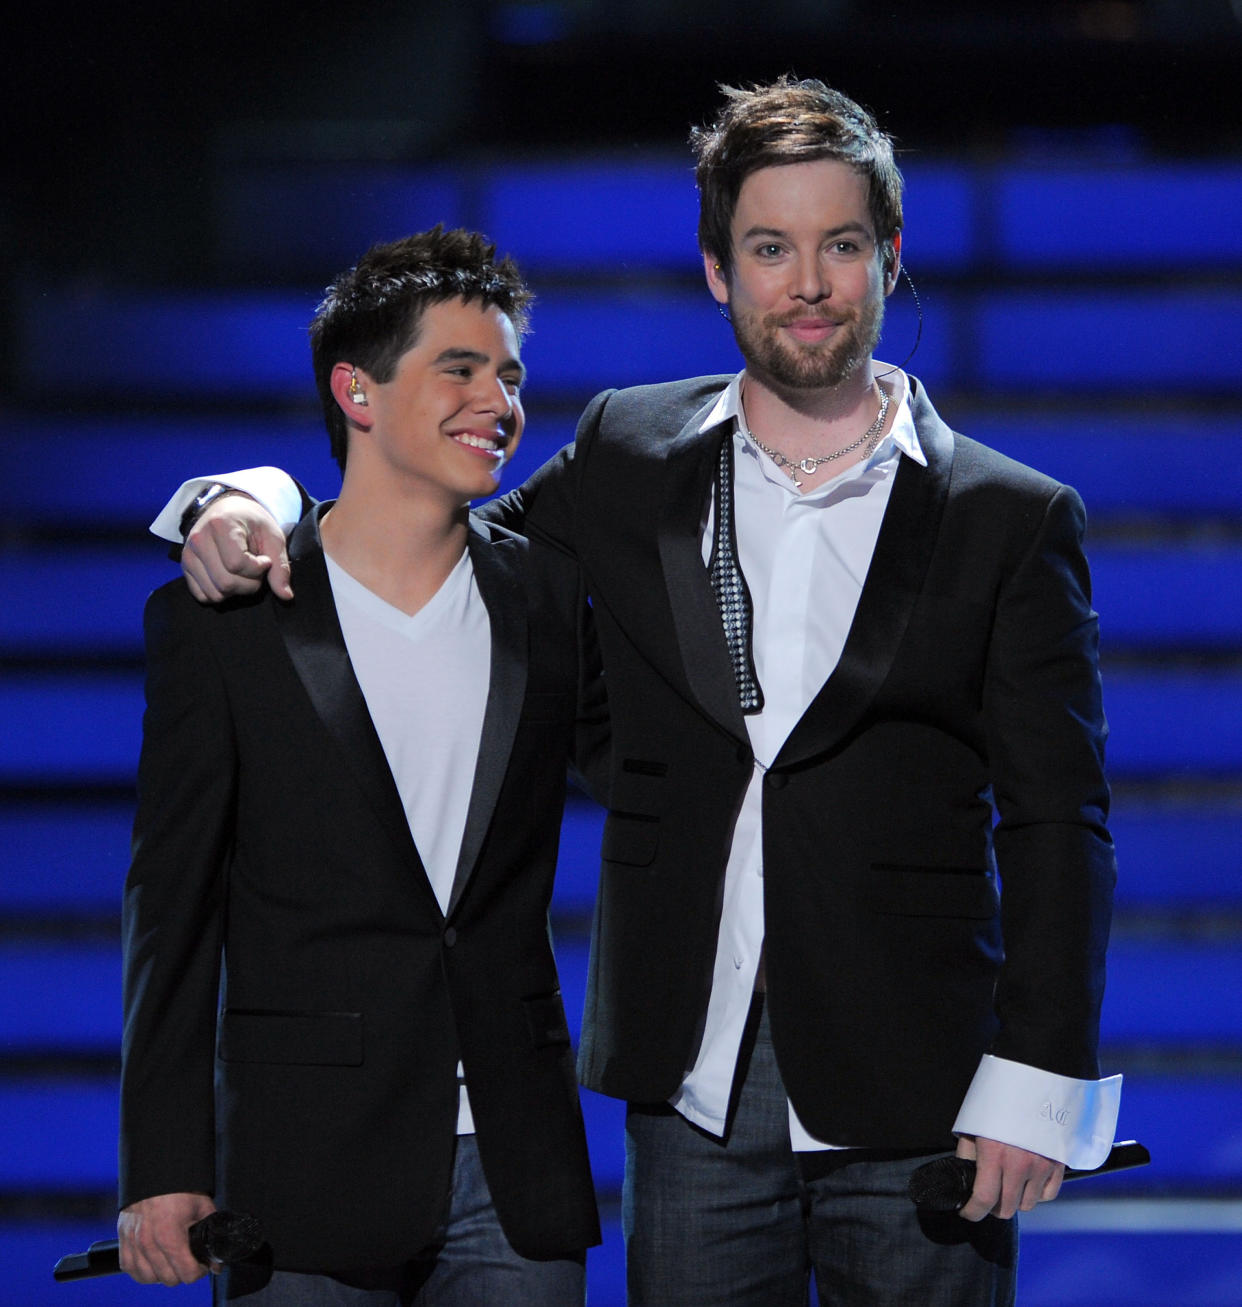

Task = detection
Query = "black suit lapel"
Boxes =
[775,384,956,768]
[275,507,434,898]
[656,405,748,742]
[445,520,528,917]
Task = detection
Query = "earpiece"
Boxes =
[348,369,368,406]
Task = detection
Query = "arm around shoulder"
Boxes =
[151,467,315,603]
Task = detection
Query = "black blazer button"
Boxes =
[443,927,458,947]
[767,772,788,790]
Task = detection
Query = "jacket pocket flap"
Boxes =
[601,812,659,867]
[522,991,571,1049]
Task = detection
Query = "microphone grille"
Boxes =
[188,1211,265,1264]
[907,1155,974,1211]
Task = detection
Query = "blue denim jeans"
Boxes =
[623,998,1016,1306]
[214,1134,585,1306]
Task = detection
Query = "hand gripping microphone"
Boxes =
[53,1210,263,1281]
[908,1140,1150,1212]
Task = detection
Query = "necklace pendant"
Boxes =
[798,458,818,475]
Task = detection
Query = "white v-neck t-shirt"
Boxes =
[325,547,491,1132]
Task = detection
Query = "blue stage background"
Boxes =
[3,4,1242,1302]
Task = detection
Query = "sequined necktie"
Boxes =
[708,434,764,713]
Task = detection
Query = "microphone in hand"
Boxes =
[908,1140,1150,1213]
[53,1210,264,1281]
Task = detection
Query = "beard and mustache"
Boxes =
[729,291,885,392]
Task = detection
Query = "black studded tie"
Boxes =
[708,434,764,714]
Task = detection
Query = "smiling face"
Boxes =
[705,158,898,395]
[342,297,526,508]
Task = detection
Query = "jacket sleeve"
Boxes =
[118,584,238,1207]
[983,483,1117,1081]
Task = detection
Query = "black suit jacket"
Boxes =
[486,374,1116,1149]
[120,507,604,1271]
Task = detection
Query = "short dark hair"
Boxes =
[690,76,904,278]
[309,226,533,471]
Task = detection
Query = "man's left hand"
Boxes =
[955,1135,1064,1221]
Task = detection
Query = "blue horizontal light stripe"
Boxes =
[207,157,976,276]
[0,1080,119,1188]
[484,161,976,272]
[0,942,119,1051]
[898,164,978,269]
[1102,670,1242,775]
[977,292,1242,389]
[0,803,132,913]
[1099,1075,1242,1188]
[0,415,337,526]
[481,158,703,270]
[0,673,144,785]
[977,416,1242,518]
[1103,941,1242,1043]
[1109,803,1242,905]
[1091,544,1242,648]
[22,291,315,396]
[216,164,464,275]
[0,548,168,655]
[998,165,1242,268]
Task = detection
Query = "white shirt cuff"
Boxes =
[953,1053,1122,1170]
[148,467,303,542]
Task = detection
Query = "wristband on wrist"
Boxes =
[178,483,244,538]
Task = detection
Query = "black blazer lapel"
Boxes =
[775,382,955,768]
[656,404,748,742]
[275,506,432,891]
[445,519,528,917]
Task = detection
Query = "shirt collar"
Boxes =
[698,368,927,471]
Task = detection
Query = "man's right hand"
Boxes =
[183,494,293,603]
[118,1191,217,1285]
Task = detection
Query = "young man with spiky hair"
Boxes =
[118,228,604,1304]
[152,77,1120,1306]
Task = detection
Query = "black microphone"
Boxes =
[908,1140,1150,1213]
[53,1210,264,1281]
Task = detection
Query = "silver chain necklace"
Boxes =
[748,386,891,488]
